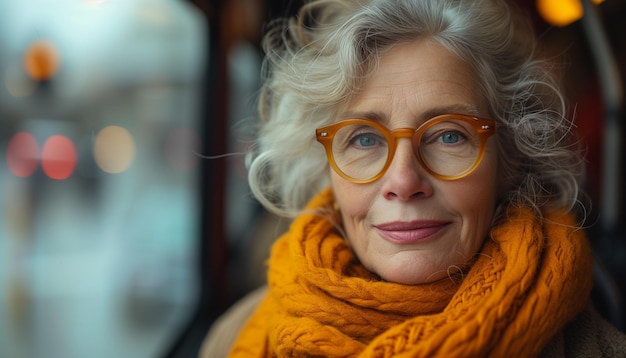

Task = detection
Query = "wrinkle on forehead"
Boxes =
[339,104,482,124]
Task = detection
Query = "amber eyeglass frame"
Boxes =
[315,114,497,183]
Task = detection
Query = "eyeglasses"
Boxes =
[315,114,496,183]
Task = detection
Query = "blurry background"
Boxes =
[0,0,206,357]
[0,0,624,358]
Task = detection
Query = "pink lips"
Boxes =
[374,220,449,244]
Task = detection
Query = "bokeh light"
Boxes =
[537,0,605,27]
[94,126,136,174]
[41,135,78,180]
[6,132,40,178]
[24,40,61,81]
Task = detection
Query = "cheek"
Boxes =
[456,154,500,233]
[437,143,498,228]
[440,183,498,268]
[330,172,375,228]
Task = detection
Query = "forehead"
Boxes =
[340,39,488,125]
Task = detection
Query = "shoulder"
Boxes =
[199,286,268,358]
[541,304,626,358]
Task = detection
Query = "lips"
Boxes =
[374,220,449,244]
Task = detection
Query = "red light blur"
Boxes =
[6,132,40,178]
[41,135,77,180]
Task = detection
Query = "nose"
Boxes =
[381,138,434,201]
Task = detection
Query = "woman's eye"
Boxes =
[441,131,461,144]
[356,135,378,147]
[336,125,386,150]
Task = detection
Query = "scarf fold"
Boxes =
[229,189,593,357]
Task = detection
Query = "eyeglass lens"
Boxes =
[330,119,483,181]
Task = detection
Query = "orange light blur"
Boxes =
[537,0,605,27]
[24,40,60,81]
[6,132,40,178]
[41,135,77,180]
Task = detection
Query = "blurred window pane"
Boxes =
[0,1,207,357]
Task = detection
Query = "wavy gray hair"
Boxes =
[246,0,585,221]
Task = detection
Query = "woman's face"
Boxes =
[331,39,500,285]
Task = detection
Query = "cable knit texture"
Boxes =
[228,188,594,357]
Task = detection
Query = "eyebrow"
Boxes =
[339,104,483,123]
[422,104,482,120]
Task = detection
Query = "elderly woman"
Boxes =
[201,0,626,356]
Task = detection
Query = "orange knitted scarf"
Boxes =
[229,189,594,357]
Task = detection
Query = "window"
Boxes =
[0,1,207,357]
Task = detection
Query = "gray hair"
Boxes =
[246,0,585,220]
